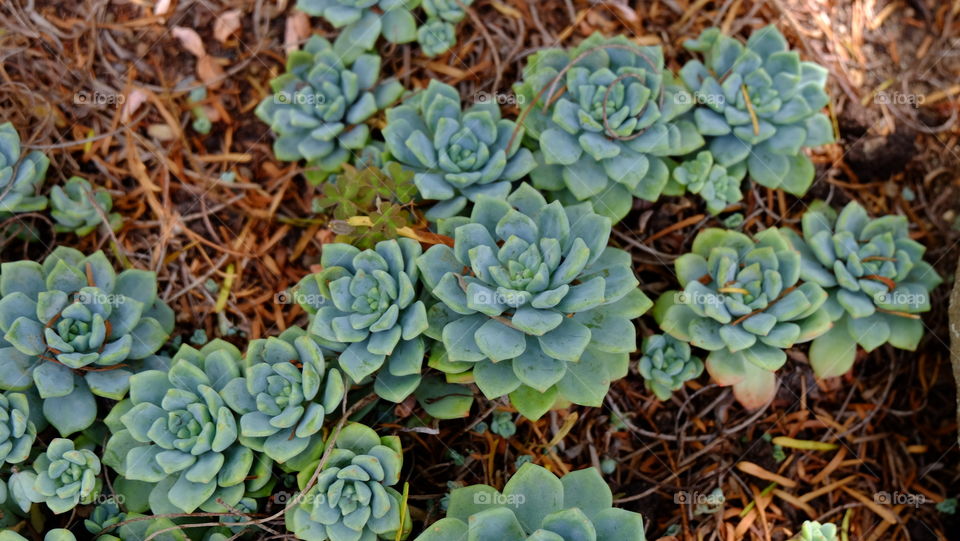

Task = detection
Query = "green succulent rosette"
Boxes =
[417,183,652,420]
[679,25,834,195]
[50,176,122,236]
[654,227,832,409]
[637,333,704,401]
[414,463,645,540]
[417,19,457,58]
[16,438,101,514]
[296,0,421,63]
[297,238,429,404]
[1,530,77,541]
[0,391,36,465]
[102,340,267,514]
[221,326,345,465]
[0,247,174,435]
[255,35,405,184]
[423,0,472,22]
[384,80,536,219]
[515,33,703,223]
[792,521,838,541]
[783,201,942,378]
[672,150,743,214]
[287,422,412,541]
[0,122,48,216]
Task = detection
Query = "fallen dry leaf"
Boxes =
[197,55,225,87]
[214,9,243,43]
[121,88,148,122]
[284,11,310,55]
[172,26,205,58]
[154,0,172,16]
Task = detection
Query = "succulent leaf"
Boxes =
[50,176,121,236]
[0,122,49,217]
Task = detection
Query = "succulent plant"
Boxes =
[1,530,77,541]
[0,247,174,435]
[50,176,122,236]
[85,499,126,538]
[287,422,411,541]
[679,26,833,195]
[516,33,703,222]
[782,201,942,378]
[417,183,652,419]
[221,326,345,464]
[416,19,457,58]
[103,340,258,513]
[672,151,743,214]
[653,227,832,409]
[423,0,472,21]
[297,238,429,403]
[255,35,405,184]
[296,0,421,62]
[792,521,838,541]
[0,391,36,464]
[17,438,101,514]
[414,463,645,540]
[384,80,536,219]
[0,122,48,216]
[637,334,703,401]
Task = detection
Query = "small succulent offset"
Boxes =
[414,463,646,540]
[296,0,420,63]
[384,80,536,220]
[297,239,429,403]
[103,341,256,513]
[637,334,703,401]
[287,423,412,541]
[255,35,405,184]
[0,247,174,435]
[654,227,832,409]
[672,151,743,215]
[679,26,833,195]
[417,0,474,57]
[791,521,838,541]
[50,176,122,236]
[0,122,48,216]
[18,438,101,514]
[784,201,942,378]
[222,327,345,464]
[516,33,703,222]
[418,184,652,420]
[0,391,36,464]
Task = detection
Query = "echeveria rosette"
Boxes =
[417,19,457,58]
[0,247,174,435]
[20,438,101,514]
[653,227,833,409]
[254,35,405,184]
[792,521,838,541]
[295,0,421,62]
[672,150,743,215]
[103,340,258,514]
[637,334,703,401]
[679,26,834,195]
[516,33,704,223]
[384,80,536,220]
[413,463,645,541]
[0,122,48,216]
[50,176,122,236]
[287,422,411,541]
[221,326,345,465]
[417,183,652,420]
[297,238,429,403]
[783,201,942,378]
[423,0,472,22]
[0,391,36,464]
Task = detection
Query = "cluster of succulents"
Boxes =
[637,333,703,401]
[654,227,833,408]
[15,438,102,514]
[384,80,536,219]
[671,151,743,215]
[679,25,834,195]
[49,176,121,236]
[413,463,646,540]
[0,122,48,217]
[0,247,174,434]
[417,184,651,419]
[784,201,942,377]
[255,35,404,183]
